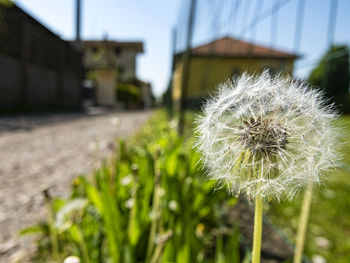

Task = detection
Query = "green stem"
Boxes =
[43,191,60,262]
[78,226,90,263]
[294,183,313,263]
[252,196,263,263]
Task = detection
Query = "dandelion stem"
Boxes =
[294,183,313,263]
[252,195,263,263]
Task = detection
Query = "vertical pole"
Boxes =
[74,0,81,51]
[178,0,196,135]
[322,0,338,91]
[348,46,350,95]
[168,27,177,116]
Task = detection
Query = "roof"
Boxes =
[186,37,299,59]
[81,40,144,53]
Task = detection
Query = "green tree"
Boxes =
[308,45,350,113]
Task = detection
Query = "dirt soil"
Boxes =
[0,110,151,262]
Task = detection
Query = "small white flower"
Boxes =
[195,72,340,200]
[315,236,330,249]
[168,200,178,211]
[64,256,80,263]
[312,254,326,263]
[125,198,134,208]
[121,175,133,186]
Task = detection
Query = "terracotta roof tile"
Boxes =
[190,37,298,59]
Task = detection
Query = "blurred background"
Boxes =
[0,0,349,262]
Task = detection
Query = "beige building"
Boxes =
[81,40,144,106]
[172,37,299,108]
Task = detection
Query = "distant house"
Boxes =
[172,37,300,108]
[0,3,82,111]
[80,40,152,108]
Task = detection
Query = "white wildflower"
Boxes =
[195,72,340,200]
[315,236,330,249]
[168,200,178,211]
[64,256,80,263]
[121,175,133,186]
[125,198,134,208]
[312,255,326,263]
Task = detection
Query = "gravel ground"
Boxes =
[0,110,151,262]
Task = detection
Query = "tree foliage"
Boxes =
[308,45,350,113]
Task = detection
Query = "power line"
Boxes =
[270,0,280,48]
[293,0,305,52]
[240,0,291,39]
[248,0,265,42]
[326,0,338,45]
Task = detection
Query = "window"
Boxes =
[114,47,121,56]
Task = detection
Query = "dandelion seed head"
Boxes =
[55,198,88,230]
[195,71,340,200]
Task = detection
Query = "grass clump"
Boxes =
[23,111,241,263]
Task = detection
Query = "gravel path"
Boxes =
[0,110,151,262]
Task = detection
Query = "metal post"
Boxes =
[74,0,81,50]
[178,0,196,135]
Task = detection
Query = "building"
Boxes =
[172,37,299,108]
[81,40,151,108]
[0,3,82,111]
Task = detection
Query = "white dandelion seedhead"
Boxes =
[195,71,340,201]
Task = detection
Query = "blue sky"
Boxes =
[14,0,350,96]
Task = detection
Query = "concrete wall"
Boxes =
[0,4,82,111]
[0,55,21,105]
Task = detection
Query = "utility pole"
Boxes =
[167,27,177,117]
[178,0,196,135]
[74,0,81,51]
